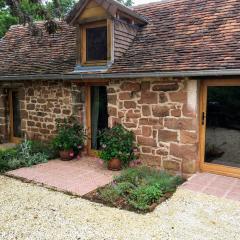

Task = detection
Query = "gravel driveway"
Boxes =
[1,175,240,240]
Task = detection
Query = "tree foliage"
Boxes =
[118,0,133,7]
[0,0,133,38]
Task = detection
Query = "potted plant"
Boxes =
[98,124,137,170]
[52,117,85,161]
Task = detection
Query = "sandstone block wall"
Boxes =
[0,77,199,176]
[22,80,85,141]
[0,80,85,142]
[107,78,199,176]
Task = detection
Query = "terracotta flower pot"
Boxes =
[108,158,122,171]
[59,149,74,161]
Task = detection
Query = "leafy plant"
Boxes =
[114,167,148,184]
[0,148,19,172]
[97,166,184,212]
[117,0,134,7]
[98,124,136,167]
[114,181,135,196]
[128,184,163,210]
[29,140,58,159]
[52,117,85,152]
[98,186,120,205]
[0,9,17,38]
[18,139,48,167]
[0,139,55,173]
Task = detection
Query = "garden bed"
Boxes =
[84,167,184,213]
[0,140,57,173]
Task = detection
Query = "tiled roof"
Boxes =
[0,22,76,76]
[110,0,240,73]
[1,0,240,76]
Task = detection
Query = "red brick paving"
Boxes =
[8,159,240,202]
[6,157,119,196]
[181,172,240,201]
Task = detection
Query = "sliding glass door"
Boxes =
[200,80,240,177]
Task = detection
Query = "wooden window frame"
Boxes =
[80,19,112,66]
[199,79,240,178]
[8,89,22,144]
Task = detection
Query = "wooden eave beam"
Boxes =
[70,0,89,25]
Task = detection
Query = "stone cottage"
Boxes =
[1,0,240,178]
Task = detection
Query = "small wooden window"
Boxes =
[80,20,112,66]
[86,26,107,61]
[8,89,22,143]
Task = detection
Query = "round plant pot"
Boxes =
[59,149,74,161]
[107,158,122,171]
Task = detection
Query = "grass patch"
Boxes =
[0,140,57,173]
[84,166,184,213]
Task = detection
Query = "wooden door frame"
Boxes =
[8,89,22,144]
[199,79,240,178]
[85,81,109,156]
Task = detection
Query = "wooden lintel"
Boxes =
[78,16,108,25]
[72,79,110,85]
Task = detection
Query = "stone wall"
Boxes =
[21,80,85,141]
[0,77,199,176]
[107,78,199,177]
[0,80,85,142]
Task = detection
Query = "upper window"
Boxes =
[81,21,110,66]
[86,26,107,61]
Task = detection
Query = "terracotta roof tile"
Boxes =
[0,22,76,76]
[110,0,240,73]
[1,0,240,76]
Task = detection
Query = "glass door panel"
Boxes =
[90,86,108,150]
[205,86,240,168]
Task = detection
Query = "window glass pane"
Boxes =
[86,26,107,61]
[12,91,22,138]
[205,86,240,168]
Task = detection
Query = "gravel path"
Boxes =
[1,175,240,240]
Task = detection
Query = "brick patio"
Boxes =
[181,172,240,201]
[6,157,119,196]
[6,157,240,202]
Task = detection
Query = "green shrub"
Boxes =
[98,186,120,204]
[115,166,183,192]
[98,124,136,167]
[114,182,135,196]
[0,139,53,173]
[16,140,48,167]
[0,148,19,172]
[98,166,184,212]
[142,169,183,193]
[52,117,85,152]
[128,184,163,210]
[6,157,23,170]
[29,140,58,159]
[114,167,150,184]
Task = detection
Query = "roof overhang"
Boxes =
[66,0,148,25]
[1,69,240,81]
